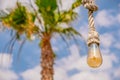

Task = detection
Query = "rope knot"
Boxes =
[82,0,98,11]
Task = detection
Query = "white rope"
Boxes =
[88,11,95,31]
[82,0,98,32]
[82,0,100,45]
[82,0,98,11]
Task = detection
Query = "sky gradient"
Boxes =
[0,0,120,80]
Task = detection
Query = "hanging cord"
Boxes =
[82,0,100,45]
[82,0,98,31]
[82,0,98,11]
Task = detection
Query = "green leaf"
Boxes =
[36,0,57,12]
[1,2,38,40]
[72,0,82,9]
[57,10,78,23]
[35,0,58,27]
[53,26,81,37]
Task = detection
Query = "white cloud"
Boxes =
[99,54,118,70]
[21,66,41,80]
[0,53,18,80]
[101,48,110,54]
[69,44,80,58]
[54,67,68,80]
[95,10,116,27]
[0,69,18,80]
[114,67,120,78]
[0,0,17,9]
[70,71,111,80]
[0,53,12,68]
[52,47,59,52]
[117,14,120,23]
[119,4,120,8]
[0,22,4,31]
[79,24,88,40]
[114,42,120,49]
[57,0,75,11]
[100,33,115,49]
[58,23,69,28]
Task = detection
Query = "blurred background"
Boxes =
[0,0,120,80]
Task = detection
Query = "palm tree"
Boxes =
[1,0,82,80]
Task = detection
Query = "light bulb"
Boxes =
[87,43,102,68]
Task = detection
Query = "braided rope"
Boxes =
[82,0,98,11]
[88,11,95,31]
[82,0,98,31]
[82,0,100,45]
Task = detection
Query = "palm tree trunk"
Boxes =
[40,34,54,80]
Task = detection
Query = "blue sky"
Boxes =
[0,0,120,80]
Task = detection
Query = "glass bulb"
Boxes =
[87,43,102,68]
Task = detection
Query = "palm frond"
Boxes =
[56,9,78,23]
[59,34,72,55]
[52,26,81,38]
[35,0,57,12]
[17,38,26,61]
[72,0,82,9]
[35,0,58,27]
[3,34,17,53]
[1,2,39,39]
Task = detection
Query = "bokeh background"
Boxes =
[0,0,120,80]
